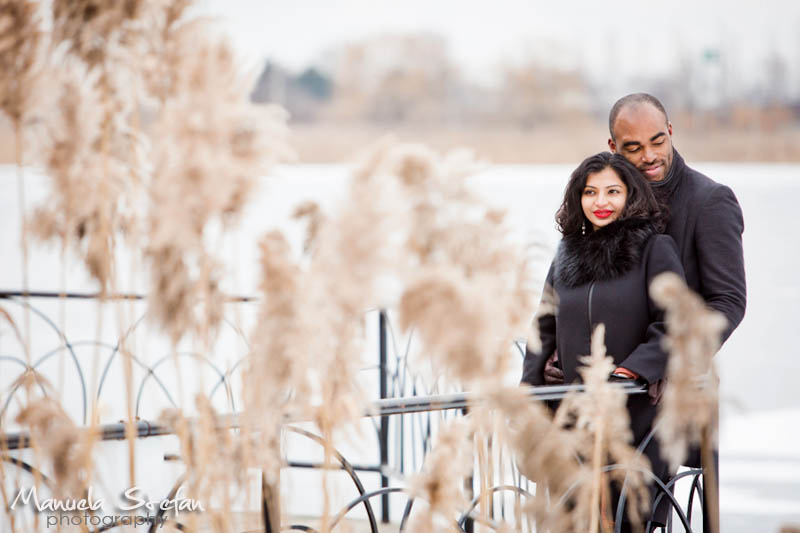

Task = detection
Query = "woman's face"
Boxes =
[581,167,628,231]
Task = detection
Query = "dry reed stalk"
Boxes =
[15,398,99,500]
[146,27,289,344]
[242,139,533,530]
[367,141,535,385]
[525,282,558,355]
[0,449,17,532]
[490,386,591,532]
[0,0,44,398]
[28,63,131,495]
[650,272,726,467]
[51,0,145,69]
[555,325,650,532]
[292,201,324,254]
[29,61,125,293]
[407,418,473,532]
[159,396,247,533]
[138,0,193,105]
[347,140,536,530]
[0,0,42,126]
[467,391,527,532]
[43,0,153,296]
[650,272,727,533]
[241,231,306,487]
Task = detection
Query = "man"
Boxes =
[608,93,746,342]
[541,93,746,530]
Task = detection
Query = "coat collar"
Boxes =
[651,149,685,200]
[553,217,658,288]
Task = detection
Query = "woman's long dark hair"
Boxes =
[555,152,666,236]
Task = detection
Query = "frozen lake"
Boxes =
[2,162,799,531]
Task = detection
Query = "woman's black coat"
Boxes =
[521,216,686,525]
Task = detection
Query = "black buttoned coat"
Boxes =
[521,217,686,526]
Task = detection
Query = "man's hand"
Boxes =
[543,351,564,385]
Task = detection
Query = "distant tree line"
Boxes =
[251,33,800,130]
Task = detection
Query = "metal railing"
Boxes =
[0,291,704,533]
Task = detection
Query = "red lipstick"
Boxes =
[593,210,613,218]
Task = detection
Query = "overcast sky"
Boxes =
[197,1,800,90]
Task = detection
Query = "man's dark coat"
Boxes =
[654,150,746,342]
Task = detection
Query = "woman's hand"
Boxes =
[543,351,565,385]
[648,379,666,405]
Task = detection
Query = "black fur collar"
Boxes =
[553,217,658,288]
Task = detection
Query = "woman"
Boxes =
[521,152,685,530]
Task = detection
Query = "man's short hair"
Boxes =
[608,93,669,140]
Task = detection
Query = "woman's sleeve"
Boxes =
[618,235,686,383]
[520,263,558,386]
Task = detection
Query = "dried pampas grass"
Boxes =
[360,141,536,385]
[650,272,727,470]
[650,272,726,533]
[146,30,289,343]
[497,385,591,532]
[51,0,146,68]
[399,269,514,382]
[407,418,473,532]
[30,64,131,292]
[0,0,43,126]
[241,231,307,484]
[558,325,650,531]
[159,396,245,533]
[15,399,98,498]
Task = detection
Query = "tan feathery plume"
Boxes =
[29,63,130,292]
[15,399,98,498]
[243,152,412,527]
[407,418,473,532]
[292,201,324,254]
[1,0,45,377]
[399,269,513,383]
[51,0,146,68]
[526,281,558,355]
[497,385,592,532]
[558,325,650,532]
[650,272,727,469]
[146,30,289,343]
[159,396,244,533]
[372,142,534,385]
[241,231,308,485]
[138,0,197,103]
[0,0,43,126]
[650,272,726,533]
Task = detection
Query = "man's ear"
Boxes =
[608,137,617,153]
[667,122,673,137]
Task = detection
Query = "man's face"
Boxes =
[608,103,673,182]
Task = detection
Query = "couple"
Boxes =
[521,93,746,530]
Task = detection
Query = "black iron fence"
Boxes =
[0,291,704,532]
